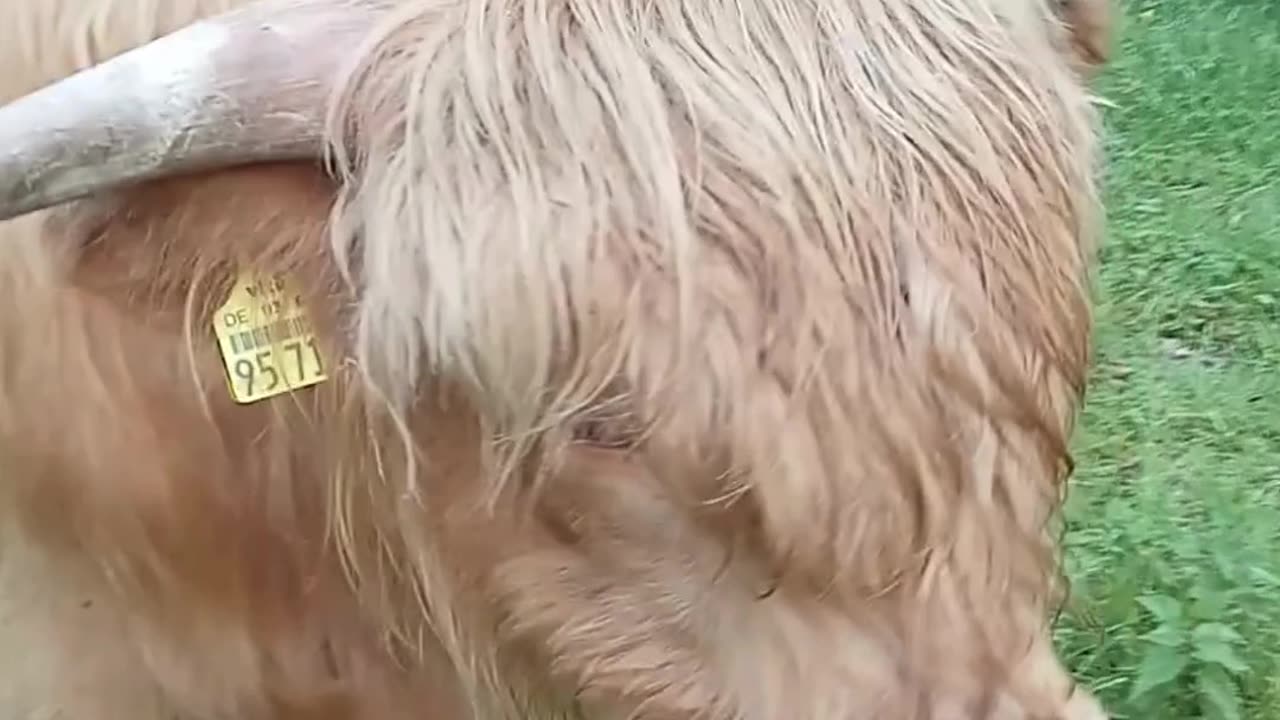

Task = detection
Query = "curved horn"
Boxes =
[0,0,381,222]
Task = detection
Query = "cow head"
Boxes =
[0,0,1114,718]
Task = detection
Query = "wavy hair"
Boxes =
[0,0,1111,717]
[324,0,1108,715]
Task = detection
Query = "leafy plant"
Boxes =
[1052,2,1280,717]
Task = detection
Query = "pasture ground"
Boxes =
[1055,0,1280,717]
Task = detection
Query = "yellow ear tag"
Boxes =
[212,270,329,404]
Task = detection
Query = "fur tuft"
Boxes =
[325,0,1107,714]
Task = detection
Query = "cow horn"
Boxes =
[0,0,380,222]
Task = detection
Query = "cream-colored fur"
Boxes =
[0,524,173,720]
[326,1,1107,714]
[0,0,246,101]
[0,0,1113,717]
[0,3,250,719]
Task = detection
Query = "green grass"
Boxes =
[1055,0,1280,717]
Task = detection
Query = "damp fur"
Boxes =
[0,0,1112,717]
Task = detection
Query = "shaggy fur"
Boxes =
[0,0,247,100]
[0,0,1113,717]
[0,3,315,719]
[326,0,1108,714]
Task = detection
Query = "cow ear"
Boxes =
[1055,0,1112,76]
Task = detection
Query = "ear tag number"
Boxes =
[212,270,329,404]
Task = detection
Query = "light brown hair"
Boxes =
[0,0,1111,717]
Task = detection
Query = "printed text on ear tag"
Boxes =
[212,270,329,404]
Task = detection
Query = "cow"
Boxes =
[0,0,1114,718]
